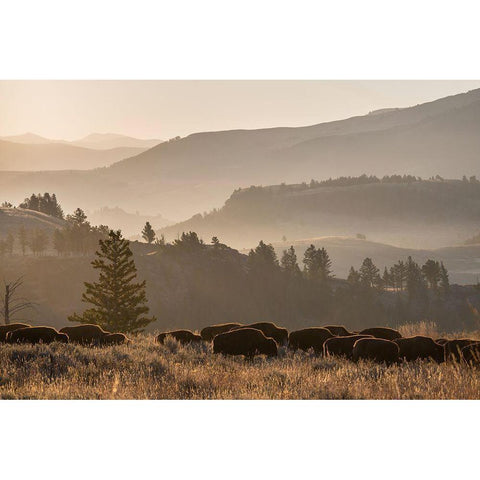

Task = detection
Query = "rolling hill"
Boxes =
[158,178,480,250]
[0,207,65,239]
[0,88,479,218]
[0,139,145,171]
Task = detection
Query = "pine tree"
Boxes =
[302,245,333,282]
[421,259,441,291]
[359,257,381,288]
[68,230,156,333]
[281,246,301,276]
[439,262,450,296]
[142,222,156,244]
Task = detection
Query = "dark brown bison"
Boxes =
[435,338,449,345]
[200,323,243,341]
[352,338,399,365]
[0,323,30,342]
[461,343,480,365]
[100,333,130,346]
[322,325,352,336]
[213,328,277,357]
[6,326,68,344]
[393,336,444,363]
[233,322,288,345]
[444,339,478,362]
[288,327,333,355]
[359,327,402,341]
[324,335,373,358]
[59,324,110,345]
[156,329,202,345]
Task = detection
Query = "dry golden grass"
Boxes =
[1,333,480,399]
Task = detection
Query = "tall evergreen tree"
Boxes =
[281,246,301,277]
[69,230,155,333]
[439,262,450,296]
[359,257,381,289]
[142,222,156,244]
[303,245,333,282]
[421,259,441,291]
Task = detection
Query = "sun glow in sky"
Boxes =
[1,80,480,140]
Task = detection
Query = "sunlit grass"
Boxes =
[1,334,479,399]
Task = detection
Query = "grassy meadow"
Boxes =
[1,322,479,400]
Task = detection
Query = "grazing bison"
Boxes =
[100,333,130,346]
[288,327,333,355]
[234,322,288,345]
[324,335,373,359]
[6,326,68,344]
[156,329,202,345]
[213,328,277,357]
[323,325,352,337]
[461,343,480,365]
[59,324,110,345]
[200,323,243,341]
[352,338,399,365]
[0,323,30,342]
[444,339,478,362]
[359,327,402,341]
[393,336,444,363]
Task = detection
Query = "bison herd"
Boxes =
[2,321,480,367]
[0,323,129,346]
[158,322,480,366]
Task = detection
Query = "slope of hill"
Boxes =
[0,207,65,238]
[0,139,145,171]
[158,179,480,249]
[1,239,480,333]
[0,88,479,218]
[87,206,173,238]
[71,133,162,150]
[1,133,54,144]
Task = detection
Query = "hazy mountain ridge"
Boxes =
[158,179,480,249]
[0,88,479,218]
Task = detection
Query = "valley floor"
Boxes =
[1,335,480,400]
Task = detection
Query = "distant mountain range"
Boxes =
[0,133,162,170]
[0,88,479,219]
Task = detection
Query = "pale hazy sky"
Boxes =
[1,80,480,140]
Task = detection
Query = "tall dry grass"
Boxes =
[1,334,480,400]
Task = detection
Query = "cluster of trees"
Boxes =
[52,208,110,256]
[0,227,49,257]
[347,257,450,298]
[146,232,467,333]
[307,174,420,189]
[18,193,64,219]
[0,208,109,257]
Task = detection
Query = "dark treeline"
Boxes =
[18,193,64,219]
[146,232,477,333]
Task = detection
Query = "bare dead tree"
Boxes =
[2,277,36,325]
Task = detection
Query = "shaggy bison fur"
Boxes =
[393,336,444,363]
[0,323,31,342]
[288,327,333,355]
[461,343,480,365]
[100,333,130,346]
[324,335,373,359]
[322,325,352,336]
[444,339,478,362]
[6,326,68,344]
[213,328,277,357]
[200,323,243,341]
[156,329,202,345]
[435,338,449,345]
[352,338,400,365]
[60,324,110,345]
[359,327,402,341]
[233,322,288,345]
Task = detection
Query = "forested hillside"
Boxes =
[159,176,480,249]
[1,233,479,334]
